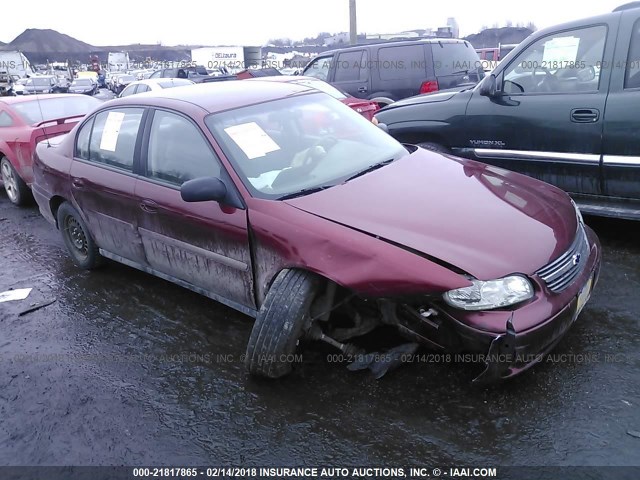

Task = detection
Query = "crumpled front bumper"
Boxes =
[445,225,602,384]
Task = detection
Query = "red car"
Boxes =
[246,76,380,121]
[32,81,601,383]
[0,94,101,205]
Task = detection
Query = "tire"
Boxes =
[57,202,103,270]
[417,142,451,154]
[245,269,320,378]
[1,157,32,206]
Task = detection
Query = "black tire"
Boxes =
[57,202,103,270]
[417,142,451,154]
[1,157,32,206]
[245,269,320,378]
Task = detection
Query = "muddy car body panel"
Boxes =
[32,81,601,381]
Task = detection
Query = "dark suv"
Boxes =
[301,39,485,107]
[375,3,640,220]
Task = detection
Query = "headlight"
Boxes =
[443,275,534,311]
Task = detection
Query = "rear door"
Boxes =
[69,107,148,264]
[462,22,614,195]
[135,108,255,310]
[330,49,369,99]
[601,13,640,201]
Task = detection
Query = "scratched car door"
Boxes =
[69,107,148,264]
[135,109,255,311]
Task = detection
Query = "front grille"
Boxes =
[536,225,589,293]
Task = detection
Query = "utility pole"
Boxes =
[349,0,357,45]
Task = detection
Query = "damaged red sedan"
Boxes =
[31,81,601,383]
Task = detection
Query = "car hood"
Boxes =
[285,148,577,280]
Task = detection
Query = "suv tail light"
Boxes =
[420,80,439,94]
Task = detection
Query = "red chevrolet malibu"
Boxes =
[32,81,601,382]
[0,94,101,205]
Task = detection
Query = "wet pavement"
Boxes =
[0,193,639,471]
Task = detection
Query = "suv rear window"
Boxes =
[432,42,482,76]
[377,44,426,80]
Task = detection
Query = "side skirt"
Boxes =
[99,249,259,319]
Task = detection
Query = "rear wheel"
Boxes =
[1,157,31,206]
[245,269,320,378]
[57,202,103,270]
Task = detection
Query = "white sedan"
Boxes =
[117,78,195,97]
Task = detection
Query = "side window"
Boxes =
[625,18,640,89]
[149,70,161,78]
[334,51,364,81]
[146,110,221,186]
[378,45,425,80]
[502,25,607,94]
[75,118,94,160]
[137,84,150,93]
[88,108,144,171]
[0,111,13,127]
[303,56,333,81]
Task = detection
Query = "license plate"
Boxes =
[576,273,594,316]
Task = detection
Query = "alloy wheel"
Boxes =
[1,161,18,203]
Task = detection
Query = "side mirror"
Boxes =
[479,74,497,98]
[180,177,227,203]
[377,122,389,134]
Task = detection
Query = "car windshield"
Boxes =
[32,78,52,86]
[12,96,100,124]
[205,93,407,199]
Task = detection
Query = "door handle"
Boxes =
[357,86,368,93]
[71,178,85,189]
[571,108,599,123]
[140,199,158,213]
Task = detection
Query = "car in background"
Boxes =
[68,78,98,95]
[118,78,195,97]
[12,78,28,96]
[246,75,379,121]
[111,74,136,95]
[0,94,101,205]
[31,81,599,383]
[0,71,14,96]
[22,76,63,95]
[302,39,485,107]
[149,66,210,83]
[374,3,640,220]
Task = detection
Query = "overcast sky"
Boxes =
[1,0,628,46]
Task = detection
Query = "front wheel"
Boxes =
[57,202,103,270]
[245,269,320,378]
[1,157,32,206]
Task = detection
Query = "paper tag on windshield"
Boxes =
[224,122,280,159]
[542,36,580,64]
[99,111,125,152]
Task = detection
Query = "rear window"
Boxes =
[12,96,101,124]
[432,42,483,76]
[378,44,427,80]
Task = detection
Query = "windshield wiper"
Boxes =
[345,158,395,182]
[277,184,336,200]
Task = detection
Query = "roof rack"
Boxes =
[613,2,640,12]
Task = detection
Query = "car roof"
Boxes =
[114,80,318,114]
[0,93,86,106]
[320,38,469,56]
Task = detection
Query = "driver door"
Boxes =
[462,24,612,196]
